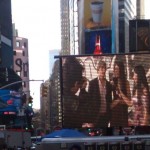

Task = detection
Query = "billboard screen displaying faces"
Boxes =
[61,53,150,128]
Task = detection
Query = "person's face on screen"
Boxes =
[81,80,87,89]
[98,66,106,79]
[71,81,80,94]
[143,87,148,96]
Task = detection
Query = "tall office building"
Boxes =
[0,0,13,67]
[49,60,61,129]
[0,0,22,90]
[40,50,61,130]
[118,0,136,53]
[136,0,145,19]
[60,0,79,55]
[60,0,70,55]
[49,49,60,75]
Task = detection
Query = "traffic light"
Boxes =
[28,96,33,107]
[42,85,48,97]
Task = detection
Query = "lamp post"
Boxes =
[0,79,44,89]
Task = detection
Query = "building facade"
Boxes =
[49,49,60,75]
[49,59,61,130]
[13,25,30,99]
[0,0,30,129]
[60,0,70,55]
[60,0,79,55]
[0,1,22,90]
[136,0,145,19]
[0,0,13,67]
[117,0,136,53]
[40,59,61,131]
[40,82,50,132]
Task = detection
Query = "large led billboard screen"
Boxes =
[60,53,150,128]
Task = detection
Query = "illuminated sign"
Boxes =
[60,53,150,128]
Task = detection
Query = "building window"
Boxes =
[23,82,26,88]
[16,71,21,76]
[24,71,27,77]
[16,41,20,47]
[23,51,25,56]
[13,51,16,55]
[24,42,27,48]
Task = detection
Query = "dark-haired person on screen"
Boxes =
[110,60,131,127]
[121,65,150,126]
[63,57,85,128]
[88,60,112,127]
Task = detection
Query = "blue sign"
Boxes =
[0,90,21,113]
[85,28,112,54]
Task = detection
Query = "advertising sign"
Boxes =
[82,0,115,54]
[129,20,150,52]
[84,0,111,29]
[85,29,111,54]
[60,53,150,128]
[0,90,21,114]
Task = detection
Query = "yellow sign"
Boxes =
[84,0,111,29]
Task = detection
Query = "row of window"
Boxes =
[16,41,27,49]
[13,50,26,56]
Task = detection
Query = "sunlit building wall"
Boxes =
[60,0,70,55]
[12,24,30,99]
[136,0,145,19]
[60,0,79,55]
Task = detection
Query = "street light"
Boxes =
[0,79,44,90]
